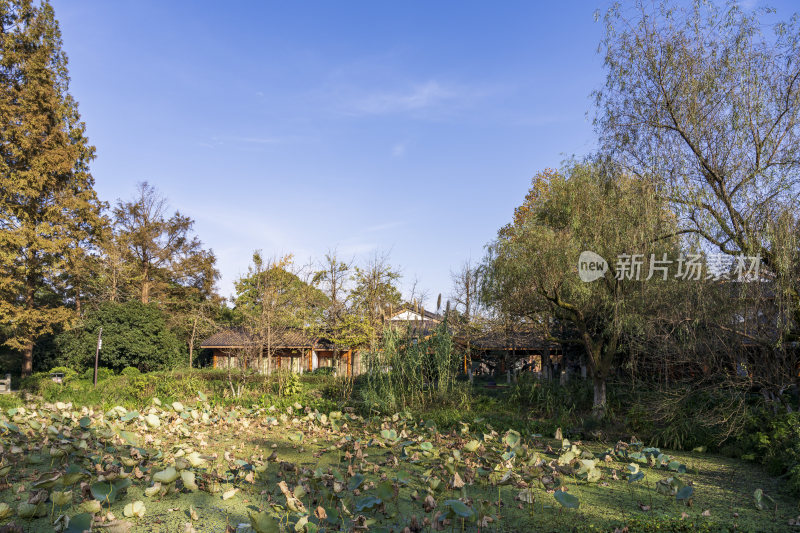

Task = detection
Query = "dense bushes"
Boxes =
[120,366,141,376]
[620,384,754,451]
[48,366,78,381]
[82,367,115,381]
[505,375,770,454]
[56,301,183,372]
[17,367,337,412]
[509,375,595,417]
[741,411,800,495]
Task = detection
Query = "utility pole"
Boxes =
[93,327,103,387]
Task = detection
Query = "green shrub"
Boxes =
[282,372,301,396]
[0,393,22,411]
[321,375,355,403]
[622,384,749,451]
[120,366,141,377]
[48,366,78,382]
[82,367,115,381]
[19,372,55,395]
[746,411,800,495]
[56,300,183,372]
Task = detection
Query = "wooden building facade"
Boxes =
[201,328,361,376]
[461,328,566,378]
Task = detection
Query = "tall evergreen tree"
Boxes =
[0,0,104,375]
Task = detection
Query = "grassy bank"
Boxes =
[18,367,341,413]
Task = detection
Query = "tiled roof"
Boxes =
[466,329,558,351]
[388,303,443,321]
[201,328,251,348]
[201,328,339,349]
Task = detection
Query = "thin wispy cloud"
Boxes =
[329,78,511,120]
[363,220,406,233]
[338,242,378,256]
[352,81,455,114]
[193,206,289,248]
[197,134,302,149]
[331,221,407,264]
[228,136,285,145]
[54,0,618,304]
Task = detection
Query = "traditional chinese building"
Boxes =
[460,327,567,378]
[386,304,443,337]
[200,328,359,376]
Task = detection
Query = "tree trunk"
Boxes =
[141,263,150,303]
[593,376,607,416]
[22,341,33,377]
[22,280,35,377]
[110,267,118,302]
[543,349,551,379]
[189,317,197,368]
[580,325,617,418]
[268,323,272,375]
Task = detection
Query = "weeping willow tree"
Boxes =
[596,1,800,344]
[483,160,681,415]
[360,320,463,413]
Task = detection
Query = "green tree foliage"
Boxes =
[0,0,105,375]
[234,253,328,372]
[315,251,374,351]
[316,251,350,334]
[88,223,135,304]
[234,254,328,330]
[56,300,182,372]
[329,312,372,350]
[595,0,800,341]
[484,161,680,413]
[167,292,222,368]
[350,254,402,349]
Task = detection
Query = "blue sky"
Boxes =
[49,0,787,304]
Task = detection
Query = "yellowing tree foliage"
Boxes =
[0,0,104,375]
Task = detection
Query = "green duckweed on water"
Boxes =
[0,394,795,532]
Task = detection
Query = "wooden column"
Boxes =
[347,350,352,377]
[308,349,313,372]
